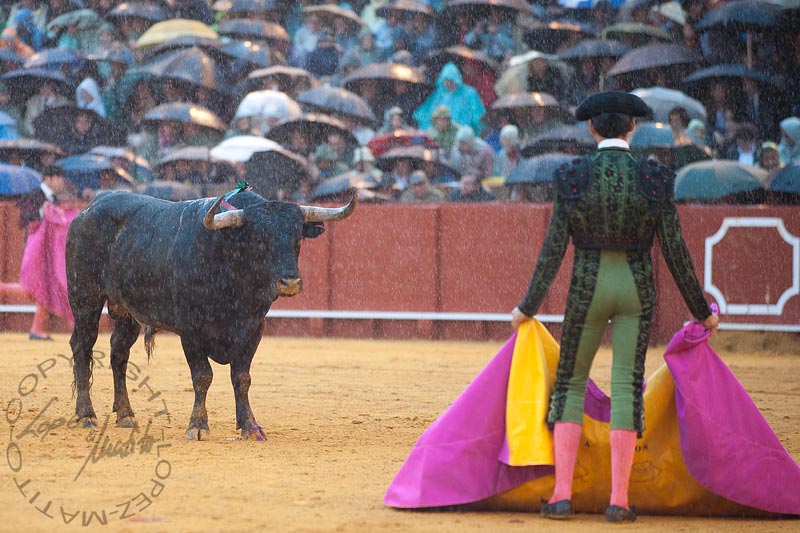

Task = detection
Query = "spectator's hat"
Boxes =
[410,170,427,185]
[431,105,451,120]
[315,144,336,162]
[575,91,650,121]
[353,146,375,163]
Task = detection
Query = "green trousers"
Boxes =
[548,248,655,433]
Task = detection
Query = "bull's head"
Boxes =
[202,193,356,297]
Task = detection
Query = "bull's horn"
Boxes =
[203,195,245,230]
[299,192,357,222]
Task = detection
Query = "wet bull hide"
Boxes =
[66,189,356,440]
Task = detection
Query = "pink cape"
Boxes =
[384,322,800,515]
[19,203,79,323]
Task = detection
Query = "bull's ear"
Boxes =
[302,221,325,239]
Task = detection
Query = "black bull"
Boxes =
[66,190,356,440]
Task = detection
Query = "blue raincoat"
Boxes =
[413,62,486,135]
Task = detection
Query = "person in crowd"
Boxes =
[758,141,782,188]
[312,144,349,180]
[668,106,692,145]
[290,12,323,68]
[378,106,414,134]
[352,146,384,184]
[405,12,438,65]
[448,173,495,202]
[778,116,800,166]
[686,118,709,149]
[463,12,514,63]
[398,169,445,202]
[385,156,415,196]
[425,105,461,157]
[512,91,719,523]
[450,125,494,180]
[341,27,381,69]
[76,77,107,118]
[413,62,486,136]
[372,9,406,61]
[720,122,760,166]
[493,124,522,179]
[306,30,343,79]
[23,80,71,137]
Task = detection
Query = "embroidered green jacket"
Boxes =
[518,148,710,321]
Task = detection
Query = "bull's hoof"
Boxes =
[116,415,138,428]
[186,427,210,441]
[242,424,267,441]
[77,416,98,428]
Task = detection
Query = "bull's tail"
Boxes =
[144,326,157,362]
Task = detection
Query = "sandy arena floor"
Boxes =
[1,332,798,533]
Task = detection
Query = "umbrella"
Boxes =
[629,121,710,167]
[0,164,41,197]
[85,46,135,66]
[32,105,126,150]
[212,0,280,14]
[245,65,315,94]
[57,153,136,191]
[46,8,102,32]
[491,91,562,111]
[674,160,766,201]
[607,43,701,77]
[142,102,227,131]
[296,87,377,126]
[768,164,800,194]
[135,18,218,48]
[155,146,211,167]
[220,41,278,70]
[106,2,168,23]
[558,39,630,61]
[0,69,74,102]
[630,87,707,122]
[302,5,367,30]
[266,113,358,147]
[245,148,309,198]
[311,170,382,201]
[209,135,283,162]
[524,20,598,54]
[133,46,225,92]
[505,153,575,185]
[375,145,460,179]
[694,0,780,32]
[0,49,25,66]
[89,146,154,181]
[683,63,780,90]
[0,139,64,163]
[234,90,302,122]
[424,46,501,77]
[134,180,201,201]
[629,121,677,148]
[375,0,434,18]
[367,130,437,158]
[445,0,536,16]
[520,123,595,157]
[601,22,673,46]
[651,1,686,26]
[216,19,290,45]
[341,63,430,113]
[341,62,427,88]
[141,35,224,61]
[23,48,84,71]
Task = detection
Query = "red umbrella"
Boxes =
[366,130,437,158]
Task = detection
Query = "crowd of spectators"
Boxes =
[0,0,797,206]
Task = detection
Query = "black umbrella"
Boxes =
[134,46,225,92]
[296,87,377,126]
[605,43,701,90]
[219,41,278,75]
[375,0,434,19]
[216,19,290,45]
[106,2,167,23]
[311,170,382,201]
[445,0,535,16]
[302,5,367,31]
[424,46,501,77]
[0,139,65,161]
[211,0,279,15]
[142,102,227,131]
[600,22,673,46]
[134,180,201,201]
[32,105,126,152]
[375,145,460,180]
[90,145,154,181]
[520,123,595,157]
[141,35,224,61]
[683,63,780,90]
[695,0,780,32]
[245,65,315,94]
[57,153,136,191]
[524,20,598,54]
[23,48,84,71]
[0,49,25,67]
[0,164,41,197]
[245,148,309,198]
[505,153,574,185]
[768,164,800,193]
[342,62,427,88]
[155,146,211,166]
[265,113,359,147]
[558,39,630,61]
[0,68,74,102]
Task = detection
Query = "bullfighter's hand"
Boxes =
[703,313,720,336]
[511,307,532,330]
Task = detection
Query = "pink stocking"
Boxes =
[609,429,637,509]
[31,304,49,336]
[549,421,582,503]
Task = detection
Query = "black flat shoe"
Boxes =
[606,505,636,523]
[540,499,573,519]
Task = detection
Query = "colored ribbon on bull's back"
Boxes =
[384,319,800,516]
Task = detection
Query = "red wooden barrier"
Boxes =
[2,200,798,343]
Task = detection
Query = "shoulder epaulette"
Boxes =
[554,156,591,200]
[636,158,675,202]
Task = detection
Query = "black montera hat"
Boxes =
[575,91,650,121]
